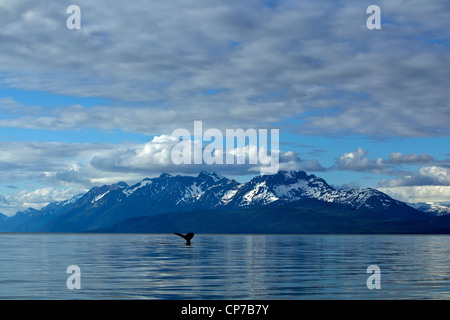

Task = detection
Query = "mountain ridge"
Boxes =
[409,202,450,216]
[0,170,442,233]
[92,199,450,235]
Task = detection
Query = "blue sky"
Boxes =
[0,0,449,215]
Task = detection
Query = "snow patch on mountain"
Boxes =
[273,180,309,199]
[2,170,432,233]
[92,191,110,203]
[184,183,204,200]
[123,179,152,197]
[221,189,238,204]
[58,194,83,206]
[240,182,279,206]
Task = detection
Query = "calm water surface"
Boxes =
[1,233,450,299]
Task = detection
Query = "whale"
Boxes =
[174,232,195,245]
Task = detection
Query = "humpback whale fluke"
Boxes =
[174,232,195,245]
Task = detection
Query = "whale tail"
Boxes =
[174,232,195,245]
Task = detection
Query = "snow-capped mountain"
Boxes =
[0,170,432,232]
[221,171,333,207]
[409,202,450,216]
[215,171,426,220]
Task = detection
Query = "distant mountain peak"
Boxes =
[15,207,39,216]
[198,171,225,182]
[116,181,129,188]
[410,202,450,216]
[0,170,433,233]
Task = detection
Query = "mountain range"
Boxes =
[1,170,450,234]
[409,202,450,216]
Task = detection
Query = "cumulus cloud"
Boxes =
[378,166,450,188]
[0,135,326,214]
[332,148,450,204]
[377,165,450,203]
[0,187,86,216]
[90,134,325,176]
[385,152,434,164]
[15,187,84,208]
[90,136,176,173]
[333,147,385,172]
[0,141,114,180]
[378,186,450,204]
[333,147,437,173]
[277,151,326,172]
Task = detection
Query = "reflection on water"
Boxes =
[1,233,450,299]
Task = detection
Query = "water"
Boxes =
[1,233,450,299]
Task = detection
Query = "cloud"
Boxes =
[0,0,448,137]
[376,164,450,203]
[277,151,326,172]
[385,152,434,164]
[378,166,450,188]
[14,187,84,209]
[89,135,176,173]
[378,186,450,204]
[90,134,325,176]
[0,0,449,213]
[0,141,113,176]
[331,148,449,204]
[0,187,86,216]
[0,135,325,214]
[332,147,437,173]
[333,147,385,172]
[0,141,135,196]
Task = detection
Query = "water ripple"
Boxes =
[1,234,450,299]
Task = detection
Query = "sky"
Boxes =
[0,0,449,215]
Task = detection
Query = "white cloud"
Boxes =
[90,134,324,176]
[0,141,114,176]
[15,187,84,208]
[333,148,439,174]
[386,152,434,164]
[378,186,450,204]
[0,135,325,214]
[379,166,450,187]
[377,165,450,203]
[0,187,86,216]
[333,147,385,172]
